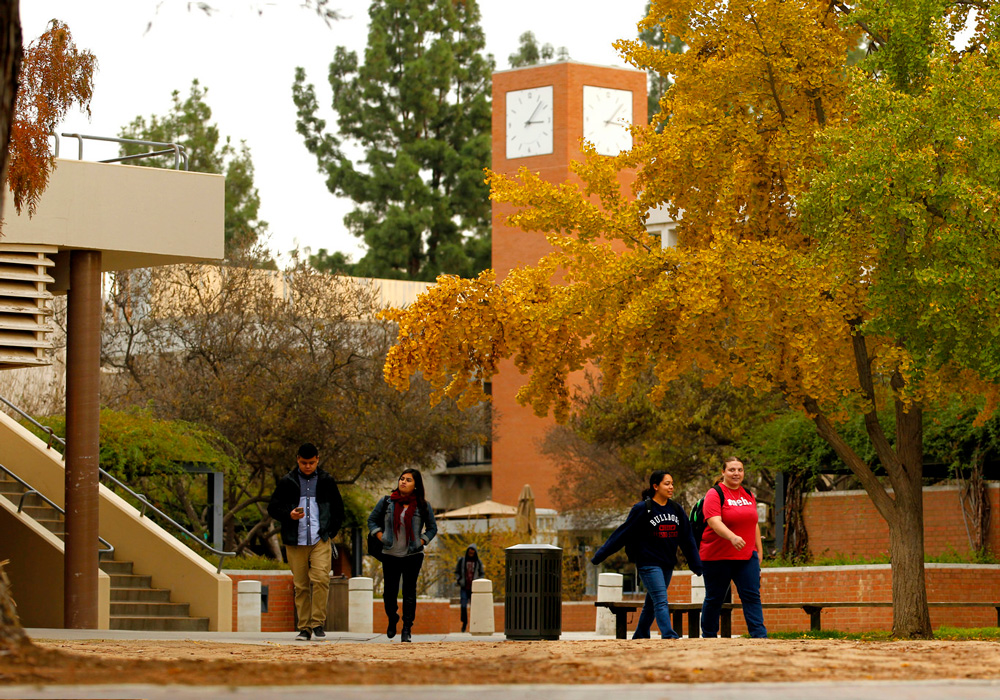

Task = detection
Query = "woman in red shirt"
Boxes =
[699,457,767,638]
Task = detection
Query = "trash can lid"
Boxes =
[505,544,562,551]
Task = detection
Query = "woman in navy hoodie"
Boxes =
[591,471,703,639]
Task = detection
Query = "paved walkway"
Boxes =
[13,629,1000,700]
[3,681,1000,700]
[25,627,592,644]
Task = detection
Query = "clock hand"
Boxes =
[604,104,623,126]
[524,100,543,126]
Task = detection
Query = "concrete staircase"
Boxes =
[0,470,209,631]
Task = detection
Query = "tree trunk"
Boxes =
[0,0,22,220]
[885,471,932,637]
[886,389,932,638]
[0,561,29,650]
[807,345,934,638]
[0,0,26,640]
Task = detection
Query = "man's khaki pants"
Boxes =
[285,539,332,631]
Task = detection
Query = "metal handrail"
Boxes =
[0,463,114,556]
[0,395,236,573]
[53,132,189,170]
[95,467,236,572]
[0,394,64,449]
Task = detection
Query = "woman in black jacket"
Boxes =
[591,470,703,639]
[367,468,437,642]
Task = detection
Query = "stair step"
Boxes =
[110,587,172,602]
[109,573,152,589]
[99,560,134,575]
[110,601,191,617]
[35,519,65,535]
[10,493,46,508]
[20,504,60,520]
[110,616,210,632]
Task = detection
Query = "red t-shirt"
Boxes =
[698,485,758,561]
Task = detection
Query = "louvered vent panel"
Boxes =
[0,245,57,369]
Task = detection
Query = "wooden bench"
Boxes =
[596,601,1000,639]
[764,602,1000,632]
[595,601,734,639]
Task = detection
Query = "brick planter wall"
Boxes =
[226,571,295,633]
[730,563,1000,635]
[803,484,1000,559]
[228,564,999,635]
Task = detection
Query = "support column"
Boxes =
[207,471,224,550]
[65,249,101,628]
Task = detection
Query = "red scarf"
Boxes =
[390,490,417,541]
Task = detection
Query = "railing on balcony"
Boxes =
[52,133,189,170]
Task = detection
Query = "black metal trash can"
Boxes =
[504,544,562,640]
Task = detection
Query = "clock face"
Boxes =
[583,85,633,156]
[505,85,554,159]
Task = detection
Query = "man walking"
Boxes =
[454,544,484,633]
[268,443,344,641]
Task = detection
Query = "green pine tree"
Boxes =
[120,80,268,255]
[638,3,684,129]
[508,31,569,68]
[293,0,494,281]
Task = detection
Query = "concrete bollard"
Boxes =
[596,572,623,635]
[236,579,261,633]
[469,578,495,636]
[690,574,705,603]
[348,577,374,633]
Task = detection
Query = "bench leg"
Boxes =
[803,606,822,632]
[672,609,683,638]
[615,610,628,640]
[688,609,700,638]
[721,608,731,638]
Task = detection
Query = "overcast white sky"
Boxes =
[21,1,651,266]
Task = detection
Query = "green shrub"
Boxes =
[219,554,289,571]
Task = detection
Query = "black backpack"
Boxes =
[692,484,756,546]
[690,484,756,545]
[623,497,652,563]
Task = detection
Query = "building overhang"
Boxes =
[2,158,225,278]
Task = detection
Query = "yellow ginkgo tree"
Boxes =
[384,0,1000,638]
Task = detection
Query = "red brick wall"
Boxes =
[372,599,454,635]
[228,565,999,635]
[803,485,1000,559]
[727,564,1000,635]
[227,571,296,633]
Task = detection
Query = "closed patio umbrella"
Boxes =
[515,483,537,540]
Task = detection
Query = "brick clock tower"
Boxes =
[490,62,647,510]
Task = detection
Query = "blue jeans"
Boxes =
[701,552,767,638]
[633,564,679,639]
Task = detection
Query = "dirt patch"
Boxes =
[2,638,1000,686]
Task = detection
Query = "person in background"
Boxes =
[454,544,485,633]
[267,442,344,642]
[591,470,703,639]
[699,456,767,638]
[368,468,437,642]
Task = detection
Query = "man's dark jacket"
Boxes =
[267,468,345,546]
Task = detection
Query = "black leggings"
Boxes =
[381,553,424,625]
